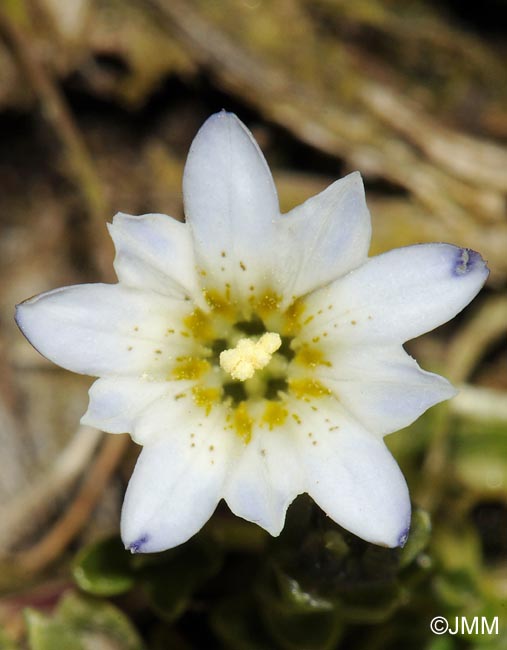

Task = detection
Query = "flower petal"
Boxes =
[300,244,489,345]
[81,377,190,436]
[108,213,200,300]
[183,111,280,296]
[223,421,304,536]
[294,400,411,547]
[277,172,371,301]
[121,404,234,552]
[315,344,456,435]
[15,283,192,377]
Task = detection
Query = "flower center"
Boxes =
[219,332,282,381]
[159,288,333,442]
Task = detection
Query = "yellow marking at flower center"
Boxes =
[232,401,253,443]
[183,309,213,340]
[172,356,210,380]
[283,298,305,336]
[295,346,332,368]
[289,378,331,400]
[262,402,288,430]
[203,288,235,316]
[192,386,221,415]
[254,290,282,318]
[219,332,282,381]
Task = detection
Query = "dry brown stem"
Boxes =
[146,0,507,280]
[419,296,507,511]
[0,425,104,554]
[0,4,113,279]
[15,434,129,575]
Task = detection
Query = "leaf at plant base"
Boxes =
[25,609,83,650]
[339,582,406,625]
[210,597,276,650]
[399,507,432,568]
[256,570,342,650]
[57,592,144,650]
[139,535,223,623]
[322,531,349,561]
[72,536,135,596]
[274,568,334,614]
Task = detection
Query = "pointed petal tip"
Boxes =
[14,302,29,343]
[397,526,410,548]
[195,111,261,152]
[346,170,363,184]
[14,298,40,342]
[208,108,237,120]
[453,247,489,278]
[125,533,150,554]
[14,301,22,326]
[199,110,240,133]
[370,514,411,549]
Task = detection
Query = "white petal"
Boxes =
[15,283,192,377]
[315,344,456,435]
[223,420,304,536]
[81,377,186,435]
[301,244,489,345]
[121,406,234,552]
[294,400,411,547]
[108,213,200,300]
[183,111,280,296]
[277,172,371,301]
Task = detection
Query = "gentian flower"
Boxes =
[15,112,488,552]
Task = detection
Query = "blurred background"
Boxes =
[0,0,506,648]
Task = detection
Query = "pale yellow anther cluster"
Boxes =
[219,332,282,381]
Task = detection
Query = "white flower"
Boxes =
[15,112,489,553]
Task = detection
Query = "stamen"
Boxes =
[219,332,282,381]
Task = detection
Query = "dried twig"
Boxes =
[145,0,507,280]
[451,385,507,423]
[446,295,507,384]
[360,82,507,194]
[419,295,507,510]
[15,434,129,575]
[0,5,113,279]
[0,425,104,554]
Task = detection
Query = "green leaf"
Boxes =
[72,536,135,597]
[338,583,406,625]
[139,535,223,622]
[25,609,83,650]
[274,568,334,614]
[322,531,349,561]
[256,569,342,650]
[25,593,144,650]
[57,592,144,650]
[399,507,432,568]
